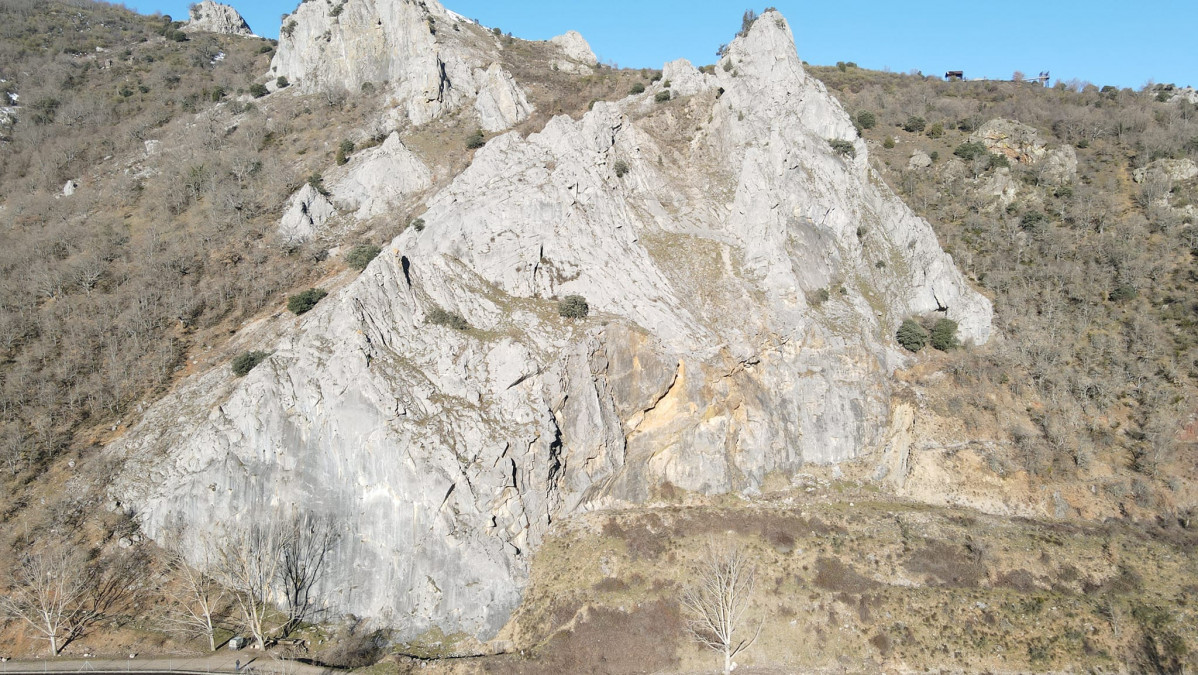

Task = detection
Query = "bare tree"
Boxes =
[0,542,90,655]
[279,513,338,636]
[215,521,286,650]
[681,542,763,675]
[163,537,226,651]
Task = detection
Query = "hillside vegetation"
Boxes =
[809,64,1198,512]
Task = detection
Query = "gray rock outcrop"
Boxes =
[1133,158,1198,184]
[113,9,991,643]
[549,30,597,66]
[278,183,336,244]
[184,1,253,36]
[270,0,531,130]
[974,118,1046,164]
[327,132,431,220]
[907,150,932,170]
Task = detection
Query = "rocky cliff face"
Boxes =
[184,1,253,36]
[270,0,531,130]
[111,10,991,641]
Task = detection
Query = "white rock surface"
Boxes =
[472,63,534,132]
[271,0,531,130]
[1133,158,1198,184]
[549,30,597,66]
[661,59,708,98]
[973,118,1046,164]
[184,1,253,36]
[327,132,431,220]
[1039,145,1077,186]
[114,10,991,642]
[278,183,336,244]
[908,150,932,170]
[63,180,78,196]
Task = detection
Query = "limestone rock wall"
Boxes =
[112,10,991,642]
[184,1,253,36]
[270,0,531,129]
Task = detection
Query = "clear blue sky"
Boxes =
[129,0,1196,89]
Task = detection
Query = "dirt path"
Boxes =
[0,653,337,675]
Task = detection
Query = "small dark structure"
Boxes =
[1036,71,1050,86]
[945,70,965,81]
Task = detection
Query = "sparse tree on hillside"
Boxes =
[279,513,338,635]
[681,542,763,675]
[0,542,133,656]
[215,521,287,650]
[163,533,226,651]
[0,543,90,655]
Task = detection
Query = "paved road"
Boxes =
[0,654,338,675]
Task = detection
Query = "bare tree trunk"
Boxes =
[163,533,225,652]
[0,542,90,656]
[279,513,338,636]
[681,541,763,675]
[215,520,287,650]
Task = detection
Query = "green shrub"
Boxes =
[953,140,989,160]
[926,122,944,139]
[828,138,856,158]
[856,111,876,130]
[655,90,671,103]
[361,81,375,94]
[629,82,645,95]
[929,150,939,162]
[427,307,469,330]
[558,295,590,319]
[466,129,486,149]
[896,319,927,352]
[1109,284,1138,302]
[345,244,381,271]
[1020,211,1048,230]
[883,136,896,149]
[613,159,630,178]
[931,318,960,351]
[957,117,980,132]
[336,139,355,165]
[807,288,831,307]
[903,116,926,133]
[287,288,329,315]
[249,83,269,98]
[410,217,426,232]
[259,43,275,54]
[276,76,290,89]
[231,351,270,377]
[307,172,329,195]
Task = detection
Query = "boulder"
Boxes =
[1133,158,1198,184]
[549,30,597,66]
[973,118,1046,164]
[907,150,932,170]
[278,183,336,244]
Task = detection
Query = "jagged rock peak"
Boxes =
[184,0,253,36]
[270,0,531,130]
[113,7,991,644]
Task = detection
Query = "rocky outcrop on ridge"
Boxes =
[549,30,597,74]
[184,1,253,36]
[112,10,991,642]
[270,0,532,130]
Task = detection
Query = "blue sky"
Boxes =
[129,0,1196,89]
